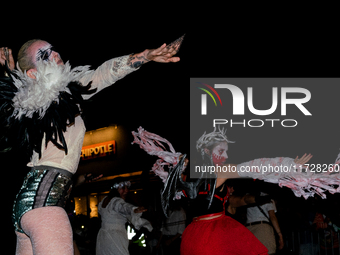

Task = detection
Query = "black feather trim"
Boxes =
[0,69,96,158]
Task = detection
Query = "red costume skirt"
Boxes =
[180,214,268,255]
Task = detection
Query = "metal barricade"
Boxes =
[283,229,340,255]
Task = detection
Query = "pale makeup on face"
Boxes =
[25,41,64,79]
[212,142,228,165]
[29,41,64,66]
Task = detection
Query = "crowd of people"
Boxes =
[58,175,340,255]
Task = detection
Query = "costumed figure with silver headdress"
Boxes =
[132,126,319,255]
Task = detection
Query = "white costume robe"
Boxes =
[96,197,153,255]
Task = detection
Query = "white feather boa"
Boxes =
[11,60,92,119]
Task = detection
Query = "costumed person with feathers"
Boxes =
[0,35,184,255]
[131,126,320,255]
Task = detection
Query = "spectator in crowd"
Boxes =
[246,193,284,255]
[157,203,186,255]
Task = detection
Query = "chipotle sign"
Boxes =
[80,140,116,160]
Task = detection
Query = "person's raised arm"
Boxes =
[80,35,184,100]
[127,34,184,68]
[216,153,312,180]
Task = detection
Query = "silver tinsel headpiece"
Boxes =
[196,126,234,155]
[111,181,131,189]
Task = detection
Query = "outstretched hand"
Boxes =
[85,173,104,182]
[134,206,147,213]
[127,34,185,68]
[75,173,104,187]
[146,34,185,63]
[294,153,313,166]
[0,47,15,71]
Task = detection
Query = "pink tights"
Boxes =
[15,206,73,255]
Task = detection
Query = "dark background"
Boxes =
[2,4,340,254]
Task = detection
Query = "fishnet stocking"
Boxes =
[15,206,73,255]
